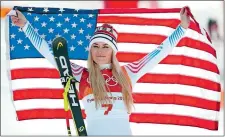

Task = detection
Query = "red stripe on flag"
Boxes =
[117,54,219,74]
[16,109,86,120]
[98,16,201,33]
[11,68,60,79]
[13,89,82,100]
[16,109,218,130]
[13,89,220,111]
[98,16,180,28]
[117,34,216,57]
[130,113,218,130]
[133,93,220,111]
[99,8,181,14]
[139,74,220,92]
[11,70,220,91]
[104,0,138,8]
[13,89,64,100]
[179,38,216,58]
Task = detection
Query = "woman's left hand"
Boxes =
[180,7,191,29]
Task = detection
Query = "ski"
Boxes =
[52,37,87,136]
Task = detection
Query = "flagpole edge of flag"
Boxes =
[4,14,19,121]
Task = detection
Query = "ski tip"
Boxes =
[52,37,66,45]
[52,37,67,50]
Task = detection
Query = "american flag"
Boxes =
[8,6,221,131]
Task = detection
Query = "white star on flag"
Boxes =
[17,39,23,44]
[34,28,39,33]
[85,46,89,51]
[85,34,91,40]
[47,39,52,44]
[65,17,70,22]
[87,23,92,28]
[10,34,16,39]
[10,45,15,51]
[18,28,23,32]
[71,22,77,28]
[79,28,84,34]
[49,16,55,22]
[55,33,61,38]
[40,34,46,39]
[70,45,75,51]
[41,22,47,27]
[71,34,76,39]
[11,22,16,27]
[73,14,78,17]
[63,28,69,33]
[56,22,62,27]
[59,8,65,13]
[48,28,54,33]
[78,40,83,46]
[80,18,85,22]
[28,8,34,11]
[88,14,94,18]
[43,8,49,12]
[24,44,30,50]
[34,16,39,21]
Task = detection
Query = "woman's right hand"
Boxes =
[11,10,27,28]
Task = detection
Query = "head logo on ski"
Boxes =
[57,41,64,50]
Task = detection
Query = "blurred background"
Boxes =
[1,1,224,136]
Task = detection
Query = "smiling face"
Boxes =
[90,42,113,65]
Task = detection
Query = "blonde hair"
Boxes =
[87,51,134,113]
